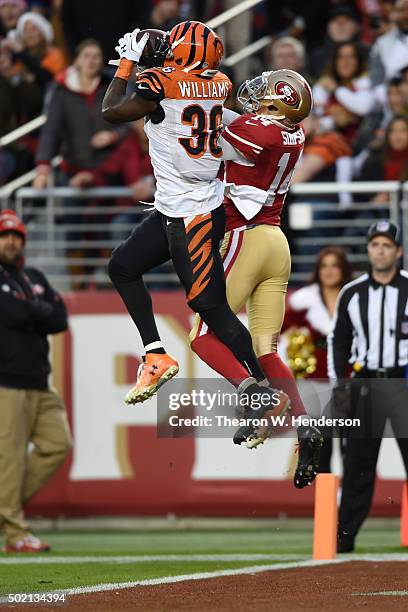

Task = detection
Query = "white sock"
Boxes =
[144,341,164,353]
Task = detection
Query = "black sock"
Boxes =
[108,258,162,347]
[145,347,166,355]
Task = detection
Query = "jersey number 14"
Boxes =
[267,152,297,205]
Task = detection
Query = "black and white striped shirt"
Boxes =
[328,270,408,379]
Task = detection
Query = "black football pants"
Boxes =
[108,206,265,381]
[339,377,408,541]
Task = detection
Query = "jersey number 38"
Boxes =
[179,104,223,159]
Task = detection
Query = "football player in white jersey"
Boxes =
[103,22,289,420]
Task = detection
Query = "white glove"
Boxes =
[115,28,149,63]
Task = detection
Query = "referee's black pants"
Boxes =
[339,377,408,542]
[108,206,265,381]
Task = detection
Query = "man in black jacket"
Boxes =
[0,209,71,553]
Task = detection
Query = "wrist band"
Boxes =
[114,58,134,81]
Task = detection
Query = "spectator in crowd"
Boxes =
[292,41,372,186]
[23,0,70,61]
[357,115,408,204]
[378,75,408,124]
[268,36,306,73]
[33,38,127,189]
[341,115,408,247]
[379,0,399,30]
[369,0,408,85]
[33,38,129,288]
[282,246,353,472]
[145,0,181,31]
[0,42,43,183]
[313,41,374,149]
[292,116,352,184]
[284,246,353,378]
[357,0,395,44]
[353,73,408,154]
[47,0,69,62]
[0,209,71,553]
[70,119,155,243]
[308,5,362,80]
[265,0,342,52]
[61,0,152,62]
[1,11,66,90]
[0,0,26,37]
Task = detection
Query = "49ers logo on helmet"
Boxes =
[275,81,299,107]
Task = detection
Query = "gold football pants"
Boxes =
[190,224,291,356]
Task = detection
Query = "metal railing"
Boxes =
[13,180,406,289]
[210,0,269,68]
[14,186,178,290]
[223,35,272,67]
[400,183,408,259]
[289,180,403,282]
[0,115,47,149]
[0,155,61,210]
[207,0,264,29]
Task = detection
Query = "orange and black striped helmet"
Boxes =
[164,21,224,71]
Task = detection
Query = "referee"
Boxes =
[328,220,408,553]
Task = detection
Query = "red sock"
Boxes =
[259,352,306,416]
[191,331,249,385]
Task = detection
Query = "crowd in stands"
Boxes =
[0,0,408,286]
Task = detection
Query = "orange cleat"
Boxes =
[125,352,179,404]
[3,535,51,553]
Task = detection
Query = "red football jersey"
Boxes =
[222,113,305,230]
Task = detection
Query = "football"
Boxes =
[137,28,168,68]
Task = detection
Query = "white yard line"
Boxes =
[2,552,408,565]
[0,558,348,601]
[0,553,306,565]
[353,591,408,597]
[345,554,408,561]
[0,554,407,602]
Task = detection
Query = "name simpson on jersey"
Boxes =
[281,129,305,145]
[178,80,230,99]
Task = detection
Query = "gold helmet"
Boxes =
[237,69,313,126]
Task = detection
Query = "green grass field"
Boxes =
[0,522,404,596]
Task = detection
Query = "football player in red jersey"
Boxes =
[190,70,323,488]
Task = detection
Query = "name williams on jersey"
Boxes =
[177,80,230,99]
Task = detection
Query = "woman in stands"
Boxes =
[293,41,373,187]
[2,11,66,88]
[313,41,373,148]
[359,115,408,186]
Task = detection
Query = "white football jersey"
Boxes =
[135,66,232,217]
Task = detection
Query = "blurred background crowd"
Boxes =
[0,0,407,287]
